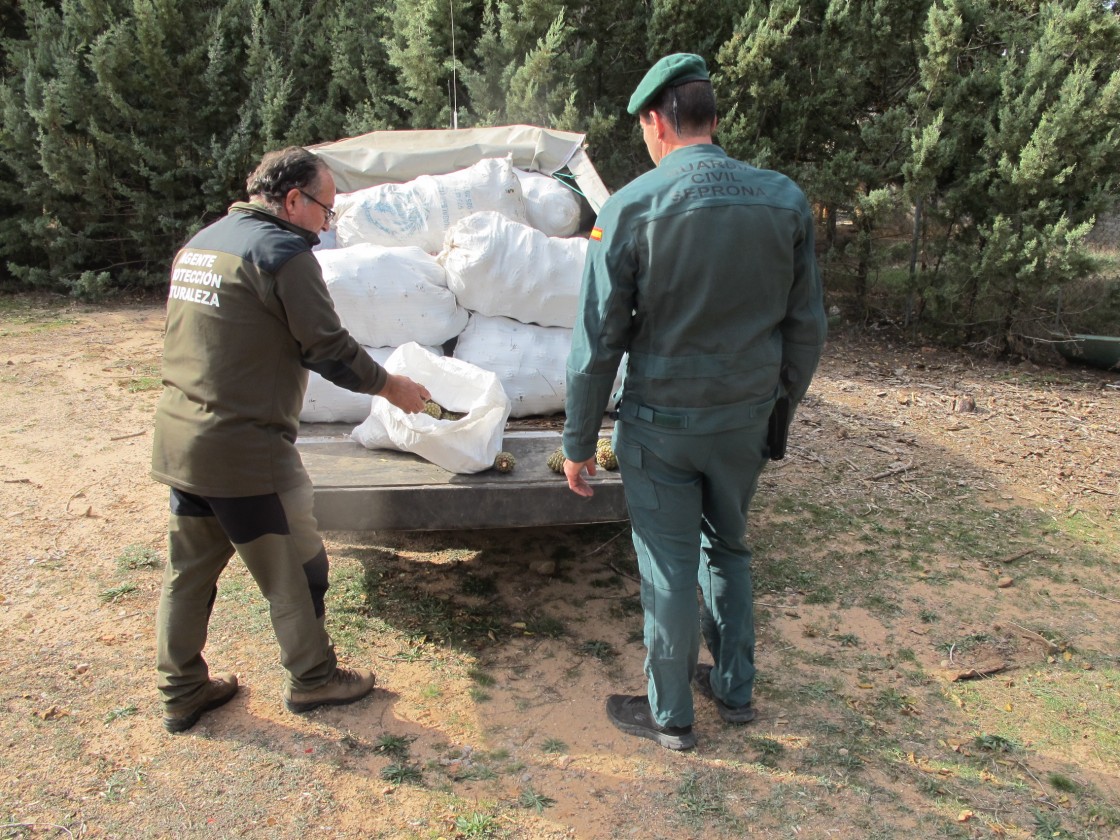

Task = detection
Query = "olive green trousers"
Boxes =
[156,479,336,711]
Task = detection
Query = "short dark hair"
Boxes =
[642,80,717,137]
[245,147,328,206]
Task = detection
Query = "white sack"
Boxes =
[334,157,527,253]
[514,169,582,237]
[439,212,587,329]
[452,314,573,417]
[352,343,511,474]
[300,345,438,423]
[316,244,467,348]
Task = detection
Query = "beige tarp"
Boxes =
[311,124,609,211]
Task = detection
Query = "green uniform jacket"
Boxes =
[152,202,387,497]
[563,144,826,462]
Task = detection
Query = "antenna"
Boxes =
[449,0,458,129]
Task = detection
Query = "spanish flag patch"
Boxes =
[590,227,604,241]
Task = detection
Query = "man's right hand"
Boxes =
[376,373,431,414]
[563,457,598,498]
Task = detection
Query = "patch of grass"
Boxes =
[609,595,643,618]
[373,734,414,759]
[577,639,618,662]
[460,573,497,597]
[107,360,162,392]
[467,668,496,687]
[454,811,498,838]
[540,738,567,754]
[873,687,917,716]
[675,769,734,827]
[1047,772,1078,793]
[452,764,497,781]
[524,614,566,638]
[103,705,138,724]
[745,735,785,766]
[973,733,1019,753]
[1031,809,1076,838]
[115,544,162,571]
[380,762,423,786]
[468,687,492,703]
[518,787,556,814]
[98,582,139,603]
[0,301,78,333]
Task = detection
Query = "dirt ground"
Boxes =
[1,301,1118,839]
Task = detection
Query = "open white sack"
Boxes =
[300,345,439,423]
[439,211,587,329]
[351,343,511,474]
[333,157,527,253]
[514,169,582,237]
[316,244,467,348]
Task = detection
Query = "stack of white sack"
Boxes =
[299,344,441,423]
[513,169,582,237]
[453,314,624,418]
[333,157,527,253]
[316,244,467,348]
[439,211,587,329]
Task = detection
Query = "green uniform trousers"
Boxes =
[156,479,337,711]
[614,414,768,729]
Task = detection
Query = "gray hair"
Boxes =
[245,147,328,210]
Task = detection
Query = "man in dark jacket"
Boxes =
[562,55,826,750]
[152,147,430,733]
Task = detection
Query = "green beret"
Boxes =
[627,53,710,115]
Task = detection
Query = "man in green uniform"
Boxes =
[562,55,826,750]
[152,147,431,733]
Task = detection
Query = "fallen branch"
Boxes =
[869,462,914,481]
[1000,549,1035,564]
[1007,621,1061,654]
[1081,587,1120,605]
[586,527,628,558]
[109,430,146,441]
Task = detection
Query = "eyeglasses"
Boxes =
[299,189,336,224]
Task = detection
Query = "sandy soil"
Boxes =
[0,301,1117,839]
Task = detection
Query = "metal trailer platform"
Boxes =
[297,424,628,531]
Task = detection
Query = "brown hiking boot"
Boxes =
[284,666,376,714]
[163,672,239,734]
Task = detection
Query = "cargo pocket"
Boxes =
[614,440,658,510]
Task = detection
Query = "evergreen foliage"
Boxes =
[0,0,1116,354]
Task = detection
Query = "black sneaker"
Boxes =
[693,664,756,724]
[163,672,239,734]
[605,694,697,751]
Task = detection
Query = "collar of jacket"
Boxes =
[229,201,321,247]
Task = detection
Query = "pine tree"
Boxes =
[908,0,1120,350]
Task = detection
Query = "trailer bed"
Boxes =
[297,424,627,531]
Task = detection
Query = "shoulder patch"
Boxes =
[590,227,604,241]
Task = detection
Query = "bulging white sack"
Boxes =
[453,314,573,417]
[352,343,511,474]
[439,212,587,329]
[316,244,467,348]
[300,345,439,423]
[334,157,527,253]
[514,169,582,237]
